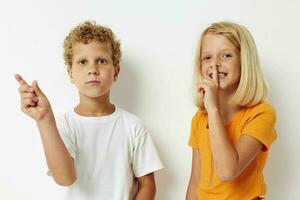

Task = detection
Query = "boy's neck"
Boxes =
[74,93,115,117]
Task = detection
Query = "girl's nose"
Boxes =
[209,63,221,69]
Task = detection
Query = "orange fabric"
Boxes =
[188,102,277,200]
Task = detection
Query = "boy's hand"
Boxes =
[15,74,52,121]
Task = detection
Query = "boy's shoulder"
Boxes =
[117,108,148,137]
[56,107,147,136]
[117,107,143,125]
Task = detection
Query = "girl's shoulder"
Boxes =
[240,101,276,124]
[245,101,276,115]
[193,109,208,121]
[191,110,209,130]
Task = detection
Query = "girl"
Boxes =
[186,22,277,200]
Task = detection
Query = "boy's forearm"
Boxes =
[134,184,156,200]
[36,111,76,186]
[135,173,156,200]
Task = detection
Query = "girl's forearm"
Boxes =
[186,182,199,200]
[36,111,76,186]
[208,108,239,181]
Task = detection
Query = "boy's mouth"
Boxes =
[86,80,101,84]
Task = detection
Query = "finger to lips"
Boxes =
[198,81,211,90]
[212,65,219,86]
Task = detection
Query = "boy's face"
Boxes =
[68,40,119,99]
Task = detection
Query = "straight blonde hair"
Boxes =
[193,22,269,111]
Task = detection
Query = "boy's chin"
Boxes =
[80,91,110,99]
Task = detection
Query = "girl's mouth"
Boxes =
[209,72,228,79]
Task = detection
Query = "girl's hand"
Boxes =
[15,74,52,121]
[197,65,219,112]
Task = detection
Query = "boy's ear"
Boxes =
[113,64,120,81]
[67,66,75,84]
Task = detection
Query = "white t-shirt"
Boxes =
[50,107,163,200]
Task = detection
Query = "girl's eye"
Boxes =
[202,56,211,61]
[223,54,232,58]
[97,58,107,64]
[79,59,87,65]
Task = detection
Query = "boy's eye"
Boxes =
[97,58,107,64]
[79,59,87,65]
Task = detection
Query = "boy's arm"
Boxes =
[15,74,76,186]
[37,112,77,186]
[186,149,200,200]
[135,172,156,200]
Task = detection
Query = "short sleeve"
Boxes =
[188,112,202,148]
[47,115,77,176]
[242,104,277,151]
[56,116,77,159]
[132,126,163,178]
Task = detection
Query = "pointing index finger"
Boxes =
[15,74,29,86]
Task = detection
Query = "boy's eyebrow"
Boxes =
[72,54,112,61]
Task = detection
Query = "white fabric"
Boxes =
[49,107,163,200]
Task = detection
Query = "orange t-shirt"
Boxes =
[188,102,277,200]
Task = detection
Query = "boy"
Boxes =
[15,21,163,200]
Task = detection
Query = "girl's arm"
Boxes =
[208,109,263,181]
[186,149,201,200]
[198,67,263,181]
[135,173,156,200]
[15,74,76,186]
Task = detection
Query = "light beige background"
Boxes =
[0,0,299,199]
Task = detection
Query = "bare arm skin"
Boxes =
[197,66,263,181]
[135,172,156,200]
[15,74,76,186]
[186,149,201,200]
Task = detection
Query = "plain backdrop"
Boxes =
[1,0,299,199]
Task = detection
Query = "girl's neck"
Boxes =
[75,93,115,117]
[218,91,242,124]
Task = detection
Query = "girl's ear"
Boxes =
[113,64,120,81]
[67,66,74,84]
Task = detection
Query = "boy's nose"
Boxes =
[88,70,99,75]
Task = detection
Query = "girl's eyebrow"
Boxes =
[202,48,237,55]
[201,51,210,55]
[220,48,236,52]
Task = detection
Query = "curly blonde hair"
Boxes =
[63,21,121,67]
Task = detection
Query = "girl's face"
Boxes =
[200,33,241,93]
